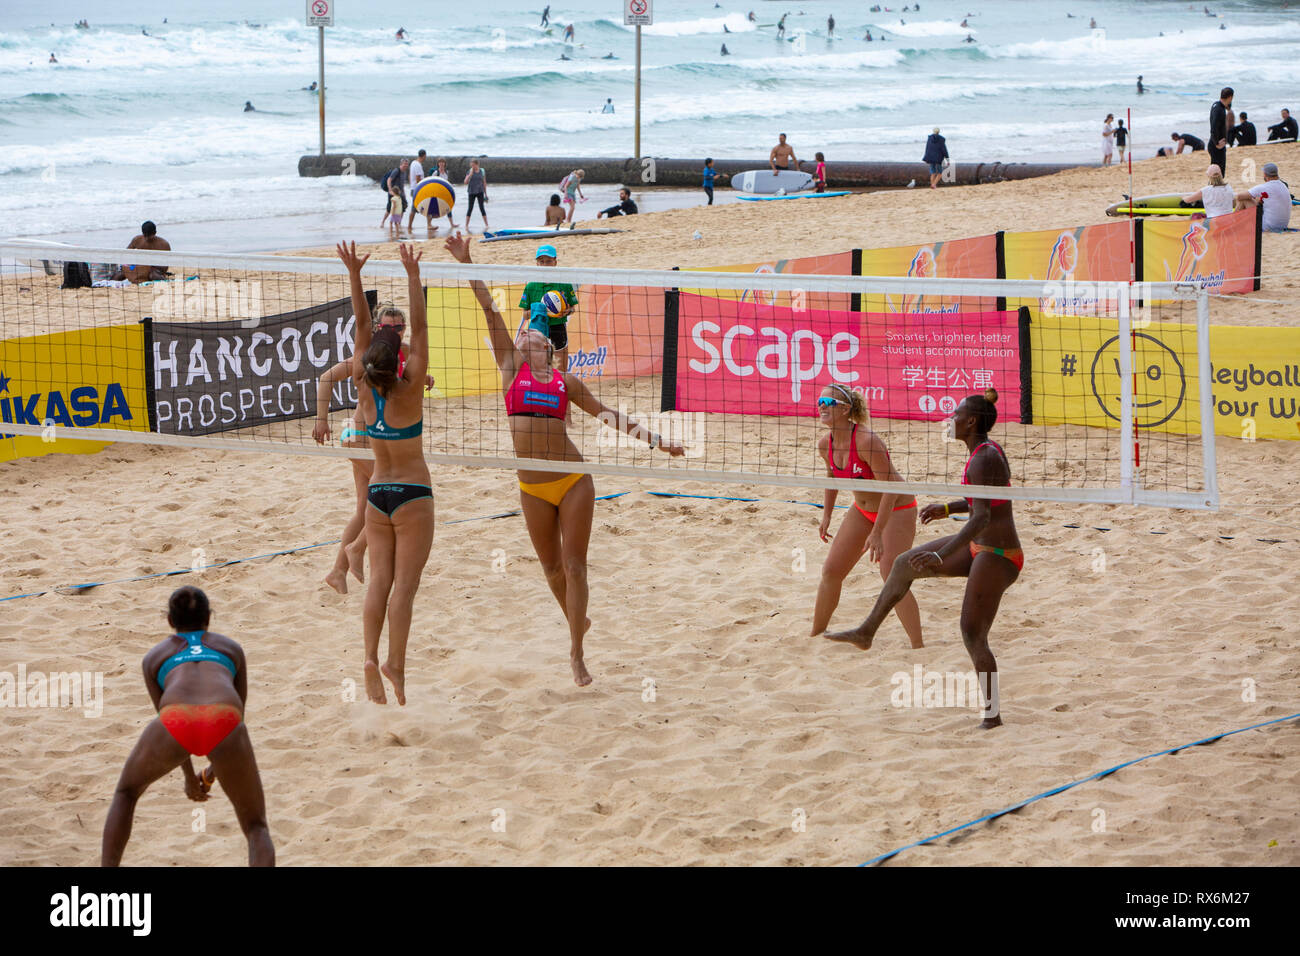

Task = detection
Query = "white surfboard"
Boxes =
[733,169,815,194]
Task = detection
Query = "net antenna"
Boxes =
[0,242,1217,510]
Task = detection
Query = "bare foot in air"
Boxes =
[325,568,348,594]
[364,659,386,704]
[381,661,406,706]
[824,625,876,650]
[345,539,366,583]
[571,655,593,687]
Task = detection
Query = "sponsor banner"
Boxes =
[0,324,149,463]
[858,234,1000,314]
[683,251,854,312]
[674,293,1021,421]
[150,294,367,436]
[1003,218,1136,316]
[1031,317,1300,440]
[426,282,664,398]
[1141,205,1257,294]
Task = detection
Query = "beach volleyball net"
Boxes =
[0,242,1217,510]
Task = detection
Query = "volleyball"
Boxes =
[412,176,455,217]
[541,290,567,318]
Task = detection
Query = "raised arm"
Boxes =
[398,243,428,382]
[565,373,684,456]
[336,241,372,380]
[312,360,354,444]
[443,233,520,376]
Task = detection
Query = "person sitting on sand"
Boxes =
[337,240,434,706]
[101,586,273,866]
[111,220,171,283]
[444,233,685,687]
[1267,108,1297,142]
[1183,164,1236,218]
[1234,162,1293,232]
[826,390,1021,730]
[544,193,567,227]
[597,187,638,218]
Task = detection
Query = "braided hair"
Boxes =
[168,585,211,631]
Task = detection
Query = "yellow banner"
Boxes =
[424,285,507,399]
[0,324,149,463]
[1031,317,1300,440]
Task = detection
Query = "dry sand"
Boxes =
[1,146,1297,866]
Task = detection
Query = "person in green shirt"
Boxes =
[518,243,578,370]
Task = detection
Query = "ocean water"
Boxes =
[1,0,1297,251]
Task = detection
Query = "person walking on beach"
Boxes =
[813,151,827,192]
[702,158,727,204]
[407,149,431,236]
[770,133,797,174]
[102,586,274,866]
[463,158,489,233]
[923,127,949,188]
[560,168,585,223]
[1115,119,1128,160]
[1208,87,1233,175]
[380,158,409,228]
[1102,114,1115,166]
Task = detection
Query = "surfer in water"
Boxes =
[721,43,730,55]
[243,100,255,112]
[541,5,550,27]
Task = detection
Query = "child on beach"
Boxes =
[814,151,827,192]
[387,191,403,239]
[702,158,727,204]
[544,193,566,227]
[519,242,578,370]
[560,169,585,223]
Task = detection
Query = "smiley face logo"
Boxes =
[1089,333,1186,427]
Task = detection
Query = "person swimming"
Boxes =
[101,586,274,866]
[244,100,255,111]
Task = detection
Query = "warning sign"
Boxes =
[625,0,653,27]
[307,0,333,27]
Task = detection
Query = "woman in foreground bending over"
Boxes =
[445,232,684,685]
[826,390,1020,728]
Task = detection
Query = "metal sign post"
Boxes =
[307,0,334,160]
[624,0,652,161]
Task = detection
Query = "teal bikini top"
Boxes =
[366,387,422,441]
[157,630,238,689]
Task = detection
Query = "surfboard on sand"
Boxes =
[733,169,815,194]
[481,228,623,241]
[1106,193,1203,217]
[737,190,851,202]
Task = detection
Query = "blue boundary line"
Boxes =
[858,711,1300,867]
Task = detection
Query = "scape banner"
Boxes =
[672,293,1022,421]
[149,293,372,436]
[0,324,149,463]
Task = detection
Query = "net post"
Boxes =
[1117,287,1136,503]
[1197,288,1219,509]
[994,231,1007,312]
[140,315,158,433]
[1253,202,1263,291]
[1017,306,1032,425]
[850,248,863,313]
[660,270,680,413]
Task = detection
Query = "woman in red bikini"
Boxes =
[810,383,922,646]
[102,586,273,865]
[826,389,1020,729]
[445,233,684,686]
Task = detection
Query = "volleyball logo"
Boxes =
[413,176,456,217]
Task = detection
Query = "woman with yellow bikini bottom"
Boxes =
[102,586,273,866]
[445,233,684,686]
[827,389,1021,729]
